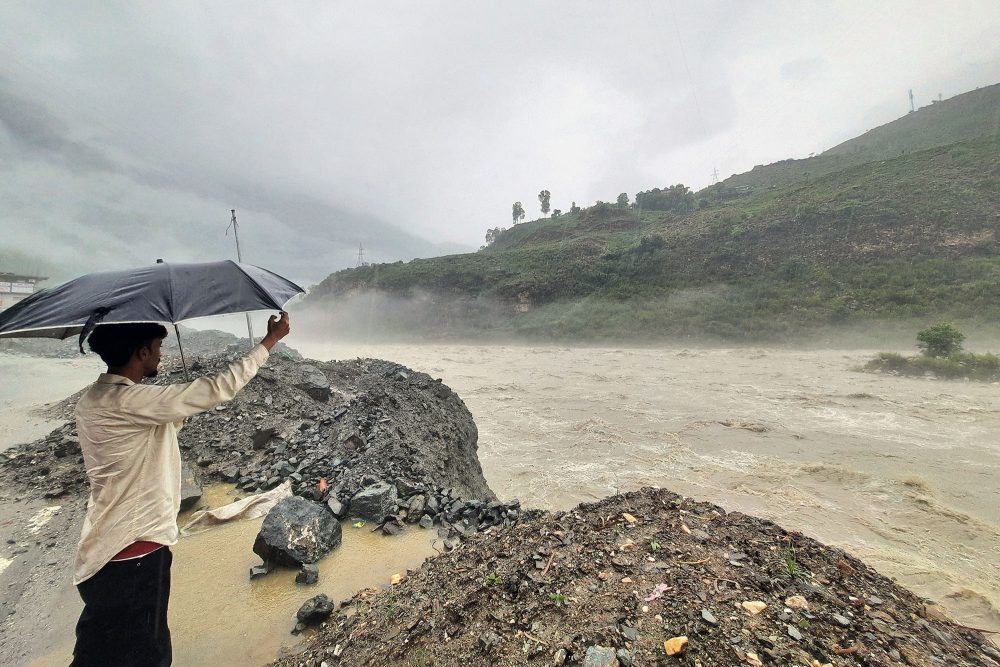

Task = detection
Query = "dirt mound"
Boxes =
[271,487,997,667]
[0,353,495,513]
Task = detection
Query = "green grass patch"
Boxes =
[864,351,1000,381]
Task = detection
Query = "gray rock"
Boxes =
[350,482,398,522]
[395,478,421,496]
[831,613,852,627]
[249,564,271,579]
[253,496,342,567]
[382,518,406,536]
[418,514,434,529]
[295,365,331,401]
[478,630,502,652]
[615,649,633,667]
[582,645,619,667]
[787,624,802,641]
[553,648,567,666]
[406,494,426,521]
[701,608,718,625]
[179,461,202,512]
[295,593,335,624]
[326,497,347,518]
[296,563,319,585]
[252,427,278,450]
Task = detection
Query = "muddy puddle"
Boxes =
[30,485,438,666]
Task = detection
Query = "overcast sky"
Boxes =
[2,1,999,285]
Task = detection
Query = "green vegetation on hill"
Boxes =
[717,83,1000,192]
[305,84,1000,341]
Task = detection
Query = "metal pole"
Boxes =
[174,323,191,382]
[230,209,255,346]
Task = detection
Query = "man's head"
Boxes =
[87,323,168,377]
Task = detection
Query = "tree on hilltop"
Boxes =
[570,201,581,214]
[635,184,695,212]
[485,226,506,247]
[538,190,551,216]
[617,192,629,208]
[512,201,525,225]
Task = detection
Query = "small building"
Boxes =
[0,273,47,312]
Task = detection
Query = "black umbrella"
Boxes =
[0,260,304,379]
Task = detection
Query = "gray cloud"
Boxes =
[1,1,999,286]
[0,83,116,172]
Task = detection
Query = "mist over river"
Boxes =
[298,340,1000,632]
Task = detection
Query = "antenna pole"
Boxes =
[230,209,255,346]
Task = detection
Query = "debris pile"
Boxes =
[270,487,997,667]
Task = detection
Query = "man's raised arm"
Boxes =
[122,312,291,425]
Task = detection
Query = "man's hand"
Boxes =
[261,312,291,351]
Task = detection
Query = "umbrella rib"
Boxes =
[229,261,290,310]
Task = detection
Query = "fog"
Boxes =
[3,2,999,285]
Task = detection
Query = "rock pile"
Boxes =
[269,487,998,667]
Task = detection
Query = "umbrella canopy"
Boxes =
[0,260,304,341]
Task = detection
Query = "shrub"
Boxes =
[916,322,964,357]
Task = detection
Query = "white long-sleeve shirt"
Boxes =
[73,344,269,584]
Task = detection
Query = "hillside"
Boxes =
[715,83,1000,192]
[303,84,1000,340]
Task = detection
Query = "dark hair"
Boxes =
[87,323,168,367]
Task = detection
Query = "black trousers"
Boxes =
[71,547,172,667]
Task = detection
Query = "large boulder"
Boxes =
[253,496,342,567]
[350,482,397,522]
[293,364,331,402]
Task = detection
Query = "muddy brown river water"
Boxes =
[4,342,999,664]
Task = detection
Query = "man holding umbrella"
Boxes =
[69,311,290,667]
